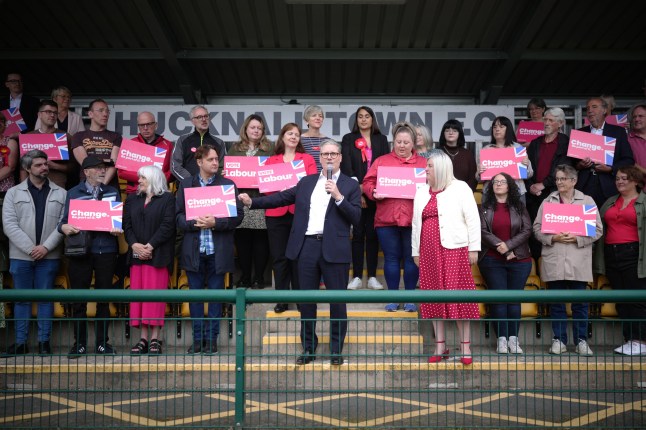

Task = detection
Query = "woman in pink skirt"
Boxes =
[412,150,481,365]
[123,165,176,354]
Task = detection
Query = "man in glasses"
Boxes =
[1,73,39,132]
[118,111,173,194]
[21,100,71,188]
[171,105,226,181]
[70,99,122,190]
[238,140,361,366]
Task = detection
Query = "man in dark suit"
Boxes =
[239,140,361,365]
[1,73,40,132]
[574,97,634,207]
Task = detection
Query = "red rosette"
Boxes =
[355,138,367,162]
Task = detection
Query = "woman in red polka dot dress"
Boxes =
[412,150,481,365]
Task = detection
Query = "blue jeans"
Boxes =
[478,256,531,338]
[376,226,418,291]
[186,254,224,341]
[9,258,59,343]
[548,280,589,344]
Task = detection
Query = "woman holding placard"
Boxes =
[265,123,317,313]
[478,116,533,201]
[412,150,481,365]
[341,106,389,291]
[123,165,175,355]
[533,164,602,356]
[228,114,274,289]
[362,121,427,312]
[595,166,646,355]
[478,172,532,354]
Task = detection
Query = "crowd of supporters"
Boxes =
[1,72,646,363]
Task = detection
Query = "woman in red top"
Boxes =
[597,166,646,355]
[478,172,532,355]
[265,123,317,313]
[363,121,427,312]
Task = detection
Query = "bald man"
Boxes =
[118,111,174,194]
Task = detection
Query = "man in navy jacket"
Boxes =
[239,140,361,365]
[176,144,244,354]
[574,97,634,207]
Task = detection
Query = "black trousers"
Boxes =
[235,228,269,284]
[68,252,118,346]
[266,214,299,292]
[297,236,349,354]
[351,202,379,279]
[604,242,646,342]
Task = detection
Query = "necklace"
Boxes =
[444,146,459,158]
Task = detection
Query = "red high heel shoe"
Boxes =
[428,341,450,363]
[460,341,473,365]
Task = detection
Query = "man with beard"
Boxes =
[1,150,66,356]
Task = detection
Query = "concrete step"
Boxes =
[262,333,423,355]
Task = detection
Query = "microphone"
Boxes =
[326,164,333,194]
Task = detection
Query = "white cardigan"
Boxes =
[411,180,481,257]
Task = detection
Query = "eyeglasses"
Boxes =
[555,177,574,183]
[39,110,58,116]
[192,114,209,121]
[492,180,508,186]
[138,122,156,129]
[320,152,340,159]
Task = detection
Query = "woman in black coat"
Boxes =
[341,106,390,290]
[123,165,176,355]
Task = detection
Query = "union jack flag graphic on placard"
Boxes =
[55,133,70,160]
[110,202,124,230]
[1,108,27,136]
[257,156,269,167]
[414,168,426,179]
[291,160,305,170]
[584,205,598,237]
[604,137,616,166]
[222,184,238,216]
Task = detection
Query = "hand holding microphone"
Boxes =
[326,164,333,195]
[325,164,343,201]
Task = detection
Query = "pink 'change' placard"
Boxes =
[68,200,123,232]
[19,133,69,160]
[115,138,166,173]
[540,202,598,237]
[567,129,616,165]
[516,120,545,143]
[184,185,238,220]
[257,160,308,193]
[222,156,269,189]
[375,166,426,199]
[479,147,528,180]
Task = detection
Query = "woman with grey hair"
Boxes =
[123,165,176,355]
[34,86,85,135]
[533,164,602,357]
[412,150,481,365]
[301,105,328,173]
[414,125,433,158]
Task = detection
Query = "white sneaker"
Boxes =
[347,277,363,290]
[508,336,523,354]
[367,277,384,290]
[575,339,593,356]
[615,341,646,356]
[496,337,508,354]
[549,339,567,355]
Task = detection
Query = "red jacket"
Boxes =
[265,152,318,217]
[118,134,174,194]
[362,151,427,228]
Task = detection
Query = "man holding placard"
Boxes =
[118,111,173,194]
[572,97,634,207]
[176,144,244,354]
[20,100,71,188]
[58,156,122,358]
[1,150,66,356]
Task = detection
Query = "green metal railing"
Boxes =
[1,289,645,429]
